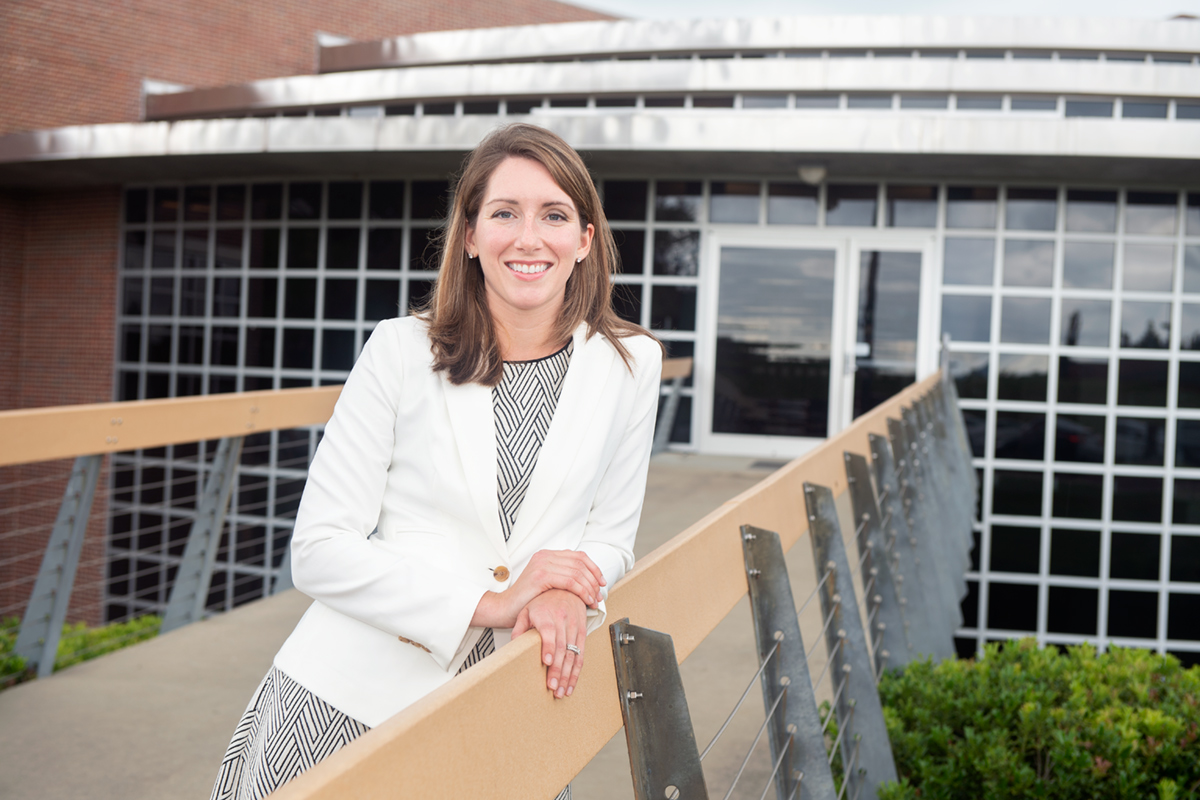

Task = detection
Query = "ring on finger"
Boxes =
[566,643,581,655]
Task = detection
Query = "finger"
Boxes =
[565,636,585,697]
[537,614,558,672]
[577,552,606,587]
[558,647,576,699]
[543,614,569,696]
[512,606,531,639]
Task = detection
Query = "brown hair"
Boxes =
[421,123,658,386]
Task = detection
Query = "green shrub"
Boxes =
[877,639,1200,800]
[0,615,161,689]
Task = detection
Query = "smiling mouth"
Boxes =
[507,262,550,275]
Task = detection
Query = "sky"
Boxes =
[575,0,1200,20]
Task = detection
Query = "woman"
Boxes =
[211,123,663,800]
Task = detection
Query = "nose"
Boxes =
[516,214,540,249]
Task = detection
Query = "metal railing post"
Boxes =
[161,436,244,634]
[14,454,102,677]
[842,453,911,672]
[741,524,838,800]
[610,618,709,800]
[652,374,686,457]
[803,483,898,800]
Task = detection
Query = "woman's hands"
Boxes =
[470,549,604,629]
[512,589,587,698]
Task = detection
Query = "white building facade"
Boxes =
[3,14,1198,660]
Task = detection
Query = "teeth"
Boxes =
[508,263,550,275]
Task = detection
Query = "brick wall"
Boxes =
[0,0,613,136]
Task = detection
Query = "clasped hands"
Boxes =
[470,549,605,699]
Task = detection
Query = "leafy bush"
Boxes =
[877,639,1200,800]
[0,615,161,689]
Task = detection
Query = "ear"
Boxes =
[464,224,477,259]
[576,222,594,262]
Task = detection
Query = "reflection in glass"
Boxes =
[1123,243,1175,292]
[1053,472,1102,519]
[767,183,818,225]
[826,184,878,227]
[1110,531,1159,579]
[655,181,703,222]
[1188,193,1200,235]
[1064,100,1113,117]
[1123,101,1168,118]
[961,409,986,456]
[184,186,211,222]
[713,247,834,437]
[946,186,997,229]
[1125,191,1177,236]
[1117,359,1168,407]
[1113,476,1162,522]
[997,354,1048,400]
[1057,357,1108,404]
[994,412,1045,460]
[1114,417,1165,465]
[1002,239,1054,286]
[947,352,988,398]
[709,182,760,224]
[604,181,649,222]
[1180,363,1200,408]
[1062,241,1114,289]
[941,295,991,342]
[650,285,697,331]
[153,187,179,223]
[1055,414,1104,462]
[1005,187,1057,231]
[942,237,994,285]
[1050,529,1099,576]
[1065,189,1117,232]
[1184,246,1200,293]
[1177,419,1200,468]
[1119,301,1170,349]
[956,96,1003,110]
[886,185,937,228]
[990,525,1040,572]
[992,470,1043,516]
[1060,297,1111,347]
[853,251,920,418]
[1000,297,1052,344]
[653,230,700,276]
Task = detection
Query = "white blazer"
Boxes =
[274,315,662,727]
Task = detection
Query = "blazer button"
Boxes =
[493,566,510,582]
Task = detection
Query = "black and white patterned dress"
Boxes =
[211,343,573,800]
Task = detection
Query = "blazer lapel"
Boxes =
[506,325,617,552]
[441,378,508,561]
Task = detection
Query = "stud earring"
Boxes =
[576,256,582,263]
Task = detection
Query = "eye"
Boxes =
[492,209,515,219]
[546,210,569,222]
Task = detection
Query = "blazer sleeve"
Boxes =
[288,320,488,671]
[576,336,663,622]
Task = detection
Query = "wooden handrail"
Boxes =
[273,371,944,800]
[0,358,694,469]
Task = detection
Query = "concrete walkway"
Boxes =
[0,454,783,800]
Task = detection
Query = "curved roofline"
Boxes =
[318,15,1200,72]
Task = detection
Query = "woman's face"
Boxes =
[465,156,593,330]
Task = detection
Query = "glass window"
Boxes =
[1047,586,1098,635]
[1122,101,1168,118]
[644,96,685,108]
[654,181,702,222]
[1058,357,1108,404]
[251,183,283,220]
[961,409,986,457]
[245,277,276,318]
[179,277,206,317]
[650,285,697,330]
[987,583,1038,631]
[1175,478,1200,523]
[998,354,1048,401]
[1055,413,1105,463]
[709,182,760,223]
[941,295,991,342]
[603,180,649,222]
[955,96,1003,111]
[1011,97,1057,111]
[1005,188,1057,231]
[120,324,141,362]
[125,188,148,224]
[943,238,994,285]
[281,328,314,369]
[1064,100,1113,117]
[743,94,788,109]
[989,525,1040,572]
[1110,531,1159,579]
[216,185,246,221]
[321,330,356,371]
[323,279,357,320]
[947,352,988,398]
[1117,359,1168,406]
[184,186,211,222]
[211,326,238,367]
[408,228,439,271]
[1176,419,1200,467]
[1180,362,1200,408]
[1114,417,1165,465]
[1065,189,1117,233]
[1108,590,1158,638]
[366,229,401,272]
[288,183,322,220]
[410,180,449,220]
[287,229,319,270]
[994,412,1045,460]
[153,187,179,223]
[152,231,175,270]
[408,279,435,311]
[1123,243,1176,292]
[1125,191,1177,236]
[364,280,400,321]
[215,230,242,270]
[1060,297,1111,347]
[692,95,736,108]
[325,228,359,271]
[946,186,998,229]
[847,94,892,109]
[122,277,143,315]
[993,469,1043,516]
[124,231,146,271]
[146,325,172,363]
[886,185,937,227]
[767,183,818,225]
[1052,472,1103,519]
[149,276,173,315]
[613,229,645,275]
[1187,194,1200,235]
[1002,239,1054,287]
[328,182,363,220]
[825,184,877,226]
[611,283,642,325]
[178,325,204,364]
[1062,241,1114,290]
[1184,246,1200,292]
[1113,475,1162,522]
[284,278,317,319]
[249,229,280,270]
[1000,297,1052,344]
[899,95,948,109]
[505,99,541,114]
[1119,301,1170,349]
[368,181,404,220]
[1168,594,1200,641]
[1170,536,1200,582]
[652,230,700,276]
[422,101,456,115]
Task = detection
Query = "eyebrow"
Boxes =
[483,198,574,210]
